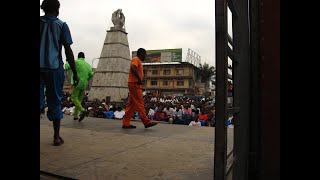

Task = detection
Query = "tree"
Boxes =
[198,63,216,95]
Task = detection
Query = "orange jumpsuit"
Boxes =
[123,57,152,126]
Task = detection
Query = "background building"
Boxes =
[142,62,202,96]
[132,48,182,63]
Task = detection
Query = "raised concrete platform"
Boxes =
[40,115,234,180]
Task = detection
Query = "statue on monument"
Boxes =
[111,9,125,30]
[89,8,129,102]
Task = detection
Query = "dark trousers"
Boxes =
[40,68,65,121]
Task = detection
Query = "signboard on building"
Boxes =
[132,48,182,63]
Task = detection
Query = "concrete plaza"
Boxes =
[40,115,234,180]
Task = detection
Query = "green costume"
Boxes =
[65,58,94,118]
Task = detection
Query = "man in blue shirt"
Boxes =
[40,0,79,146]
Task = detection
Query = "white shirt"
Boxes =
[169,107,176,116]
[114,110,125,119]
[63,107,74,115]
[189,121,202,127]
[148,109,155,116]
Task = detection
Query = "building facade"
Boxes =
[142,62,202,96]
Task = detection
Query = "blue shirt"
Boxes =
[40,15,73,71]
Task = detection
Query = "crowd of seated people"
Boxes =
[143,94,216,127]
[42,91,223,127]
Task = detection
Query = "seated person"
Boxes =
[198,108,208,126]
[158,111,167,121]
[183,104,192,125]
[172,107,184,124]
[87,107,95,117]
[147,106,155,120]
[206,107,215,127]
[62,104,74,115]
[189,113,201,127]
[108,103,117,112]
[113,106,125,119]
[133,111,140,119]
[97,105,106,118]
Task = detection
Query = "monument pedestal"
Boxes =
[88,29,130,102]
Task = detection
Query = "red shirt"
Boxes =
[198,113,208,122]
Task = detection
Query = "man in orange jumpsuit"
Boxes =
[122,48,158,129]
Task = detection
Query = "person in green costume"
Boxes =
[65,52,94,121]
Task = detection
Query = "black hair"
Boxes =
[40,0,60,14]
[78,52,85,58]
[137,48,146,56]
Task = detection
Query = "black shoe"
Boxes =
[145,122,158,128]
[74,117,79,120]
[122,125,136,129]
[79,111,86,122]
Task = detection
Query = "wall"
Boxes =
[143,63,198,94]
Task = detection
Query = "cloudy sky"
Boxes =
[40,0,218,68]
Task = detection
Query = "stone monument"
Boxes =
[89,9,130,102]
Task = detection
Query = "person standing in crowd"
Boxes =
[40,0,79,146]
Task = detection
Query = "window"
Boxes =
[177,81,184,86]
[176,69,184,75]
[163,81,168,86]
[163,69,170,75]
[151,81,157,86]
[152,70,158,75]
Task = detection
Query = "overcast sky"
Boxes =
[40,0,218,68]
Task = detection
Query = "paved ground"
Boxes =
[40,115,234,180]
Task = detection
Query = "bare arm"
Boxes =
[130,64,142,85]
[63,44,79,86]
